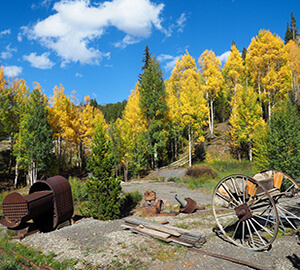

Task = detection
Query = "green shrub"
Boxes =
[167,176,181,182]
[81,176,122,220]
[186,165,218,179]
[82,124,122,221]
[120,191,143,216]
[69,177,88,205]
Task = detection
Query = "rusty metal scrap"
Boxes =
[0,176,73,236]
[142,191,164,216]
[175,194,205,214]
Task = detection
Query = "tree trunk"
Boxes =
[249,144,253,162]
[154,143,158,171]
[188,126,192,167]
[14,159,19,189]
[124,160,128,182]
[268,100,271,121]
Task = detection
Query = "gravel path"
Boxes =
[121,180,211,206]
[6,180,300,269]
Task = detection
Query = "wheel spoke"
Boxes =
[276,205,299,231]
[223,216,239,231]
[213,174,279,250]
[248,219,267,246]
[221,183,240,205]
[245,220,255,248]
[232,220,241,240]
[216,192,238,207]
[251,216,275,237]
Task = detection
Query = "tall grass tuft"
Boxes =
[186,165,218,179]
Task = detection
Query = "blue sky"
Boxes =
[0,0,299,104]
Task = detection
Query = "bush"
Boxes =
[69,177,88,205]
[120,191,143,216]
[167,176,181,182]
[81,176,122,220]
[186,165,218,179]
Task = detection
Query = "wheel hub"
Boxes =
[235,203,252,222]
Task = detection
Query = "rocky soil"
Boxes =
[7,180,299,270]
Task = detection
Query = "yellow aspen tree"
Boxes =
[123,83,147,136]
[109,83,147,180]
[229,86,266,162]
[49,84,71,171]
[166,52,196,160]
[286,39,300,104]
[223,43,245,100]
[77,96,107,173]
[0,67,8,90]
[180,67,209,166]
[122,83,147,178]
[246,30,291,120]
[199,50,224,137]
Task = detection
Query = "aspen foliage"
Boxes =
[49,85,106,172]
[109,83,147,180]
[123,83,147,135]
[223,43,245,98]
[286,40,300,104]
[246,30,291,120]
[229,86,266,162]
[199,50,224,136]
[167,51,207,161]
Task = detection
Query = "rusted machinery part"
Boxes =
[0,191,54,229]
[253,169,300,234]
[212,174,279,251]
[179,198,198,214]
[175,194,204,214]
[29,175,74,229]
[189,247,271,270]
[144,190,157,201]
[0,175,73,233]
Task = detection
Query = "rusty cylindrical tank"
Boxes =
[0,176,73,232]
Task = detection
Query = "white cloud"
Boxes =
[26,0,165,66]
[114,35,141,49]
[23,52,55,69]
[218,51,230,64]
[75,72,83,77]
[1,44,17,59]
[158,54,178,71]
[3,66,23,77]
[0,29,11,37]
[177,13,187,33]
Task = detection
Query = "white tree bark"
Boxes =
[14,159,19,189]
[188,129,192,167]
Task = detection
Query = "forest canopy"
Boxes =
[1,21,300,185]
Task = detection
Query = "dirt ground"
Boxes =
[10,180,300,270]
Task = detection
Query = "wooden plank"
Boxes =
[124,217,203,238]
[135,226,171,239]
[170,239,193,247]
[123,217,206,247]
[131,227,172,242]
[144,224,181,237]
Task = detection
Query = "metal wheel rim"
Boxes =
[253,170,300,234]
[212,174,279,251]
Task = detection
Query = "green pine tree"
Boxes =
[139,56,169,170]
[83,124,121,220]
[255,100,300,179]
[285,13,299,43]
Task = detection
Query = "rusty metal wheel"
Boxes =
[253,170,300,234]
[212,174,279,251]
